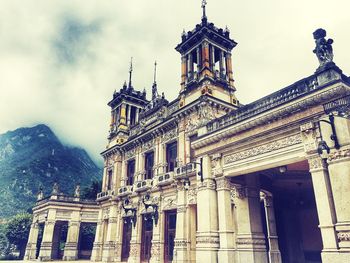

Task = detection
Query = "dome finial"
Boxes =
[201,0,207,19]
[128,57,133,88]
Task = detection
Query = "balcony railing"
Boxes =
[134,179,153,192]
[156,172,175,187]
[174,163,196,180]
[117,185,133,197]
[96,190,114,201]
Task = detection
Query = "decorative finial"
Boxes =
[313,28,334,69]
[128,57,133,88]
[201,0,207,18]
[152,61,159,101]
[153,61,157,84]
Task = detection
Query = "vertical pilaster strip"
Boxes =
[150,209,163,263]
[216,176,236,263]
[91,210,104,261]
[196,155,219,263]
[225,52,234,88]
[234,175,268,263]
[174,183,188,263]
[180,56,187,91]
[128,203,141,263]
[327,148,350,252]
[38,209,57,261]
[24,218,39,260]
[63,210,81,261]
[102,204,119,262]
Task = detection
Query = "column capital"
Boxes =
[215,176,232,191]
[230,184,247,201]
[307,154,327,172]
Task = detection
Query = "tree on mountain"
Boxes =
[5,213,32,259]
[80,179,102,200]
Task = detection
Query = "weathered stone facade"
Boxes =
[26,3,350,263]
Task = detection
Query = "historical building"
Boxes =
[25,2,350,263]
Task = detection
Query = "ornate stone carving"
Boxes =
[162,129,177,143]
[307,156,327,171]
[187,188,198,204]
[236,238,266,245]
[337,231,350,242]
[150,242,161,260]
[125,148,136,159]
[300,122,320,154]
[211,153,223,177]
[162,196,177,211]
[103,208,110,219]
[141,139,155,152]
[230,185,246,202]
[224,134,302,164]
[129,243,141,258]
[198,179,216,191]
[327,148,350,162]
[216,177,232,190]
[174,239,188,248]
[177,205,187,213]
[196,236,220,245]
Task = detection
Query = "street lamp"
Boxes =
[317,114,340,159]
[121,198,137,228]
[142,192,159,226]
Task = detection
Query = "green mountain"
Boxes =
[0,124,102,218]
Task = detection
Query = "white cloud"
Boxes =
[0,0,350,163]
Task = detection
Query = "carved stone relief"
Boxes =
[224,134,302,165]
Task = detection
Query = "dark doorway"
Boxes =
[51,221,68,260]
[270,164,322,263]
[164,210,177,263]
[78,223,96,259]
[121,220,132,261]
[141,215,153,261]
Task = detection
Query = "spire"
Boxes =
[128,57,133,88]
[201,0,207,20]
[152,61,158,101]
[153,61,157,84]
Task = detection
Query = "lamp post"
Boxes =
[142,192,159,226]
[121,198,137,228]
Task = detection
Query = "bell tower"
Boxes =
[107,58,148,146]
[175,0,238,107]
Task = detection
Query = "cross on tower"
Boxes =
[202,0,207,18]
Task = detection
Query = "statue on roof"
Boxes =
[52,182,59,195]
[313,28,334,68]
[37,186,44,200]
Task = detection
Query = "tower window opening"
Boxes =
[107,169,113,190]
[144,151,154,180]
[127,159,135,186]
[130,106,137,126]
[166,141,178,172]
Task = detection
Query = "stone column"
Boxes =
[150,209,163,263]
[63,211,81,261]
[210,45,215,71]
[102,203,119,262]
[196,47,201,75]
[234,175,268,263]
[128,204,141,263]
[127,105,132,126]
[187,53,193,80]
[91,210,104,261]
[307,155,339,262]
[115,207,124,262]
[225,52,234,87]
[24,218,40,260]
[327,148,350,256]
[38,209,57,261]
[135,108,139,123]
[113,155,122,190]
[159,143,166,174]
[185,136,191,164]
[260,192,281,263]
[216,176,236,263]
[174,183,188,263]
[219,50,226,77]
[196,155,219,263]
[181,56,187,90]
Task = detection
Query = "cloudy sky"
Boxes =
[1,0,349,164]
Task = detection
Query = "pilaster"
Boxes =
[63,211,81,261]
[233,175,268,263]
[196,155,219,263]
[216,176,236,263]
[102,204,120,262]
[174,183,189,263]
[128,205,141,263]
[327,148,350,252]
[24,220,40,260]
[91,210,104,261]
[150,211,163,263]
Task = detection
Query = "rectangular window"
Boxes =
[126,160,135,186]
[166,141,177,172]
[107,170,113,190]
[144,151,154,180]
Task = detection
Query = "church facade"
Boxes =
[25,3,350,263]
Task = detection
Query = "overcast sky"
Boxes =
[1,0,349,164]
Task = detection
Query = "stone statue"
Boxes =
[52,182,59,195]
[74,184,80,198]
[313,28,334,68]
[37,186,44,200]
